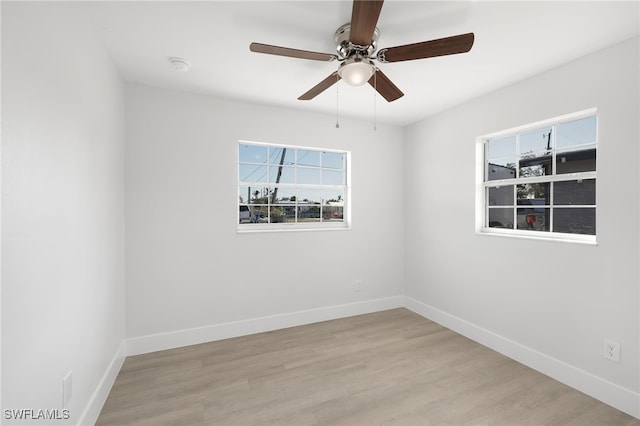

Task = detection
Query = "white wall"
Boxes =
[124,85,405,346]
[404,37,639,415]
[2,3,126,425]
[2,1,637,421]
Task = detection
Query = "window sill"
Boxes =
[476,228,597,246]
[237,223,351,234]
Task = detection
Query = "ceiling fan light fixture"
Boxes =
[338,57,375,86]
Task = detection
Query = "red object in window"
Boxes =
[526,215,536,228]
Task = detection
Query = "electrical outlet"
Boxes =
[603,340,620,363]
[63,371,72,407]
[355,280,362,292]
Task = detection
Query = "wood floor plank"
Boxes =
[96,309,639,426]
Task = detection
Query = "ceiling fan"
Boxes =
[249,0,474,102]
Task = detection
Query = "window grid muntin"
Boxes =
[481,111,596,240]
[239,142,348,228]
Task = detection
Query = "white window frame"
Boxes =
[475,108,597,244]
[238,140,351,232]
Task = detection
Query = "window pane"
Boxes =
[556,116,596,149]
[488,208,513,228]
[298,205,321,222]
[239,144,268,164]
[272,187,296,204]
[269,165,295,184]
[238,185,270,204]
[245,186,271,204]
[297,188,322,205]
[238,186,249,204]
[554,179,595,205]
[270,147,295,166]
[297,167,321,185]
[323,205,343,221]
[322,169,344,185]
[247,205,269,224]
[487,160,516,181]
[323,189,344,205]
[556,146,596,174]
[297,149,320,167]
[270,206,295,223]
[517,183,550,205]
[518,126,552,177]
[520,126,552,155]
[487,136,516,159]
[239,164,268,183]
[239,204,251,224]
[554,208,595,235]
[322,151,344,169]
[517,207,550,231]
[488,186,513,206]
[519,153,552,177]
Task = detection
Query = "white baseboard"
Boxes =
[126,295,405,356]
[77,340,126,426]
[88,296,638,423]
[404,296,640,419]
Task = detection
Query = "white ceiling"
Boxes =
[81,1,639,127]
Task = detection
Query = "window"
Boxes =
[476,109,597,243]
[238,141,349,230]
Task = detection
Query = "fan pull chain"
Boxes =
[373,69,377,131]
[335,73,340,129]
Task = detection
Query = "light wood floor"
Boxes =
[97,309,639,426]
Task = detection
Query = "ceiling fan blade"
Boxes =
[378,33,475,63]
[368,69,404,102]
[250,42,337,62]
[349,0,384,46]
[298,72,341,100]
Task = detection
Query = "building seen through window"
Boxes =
[480,111,597,240]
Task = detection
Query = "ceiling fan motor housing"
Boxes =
[334,23,379,59]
